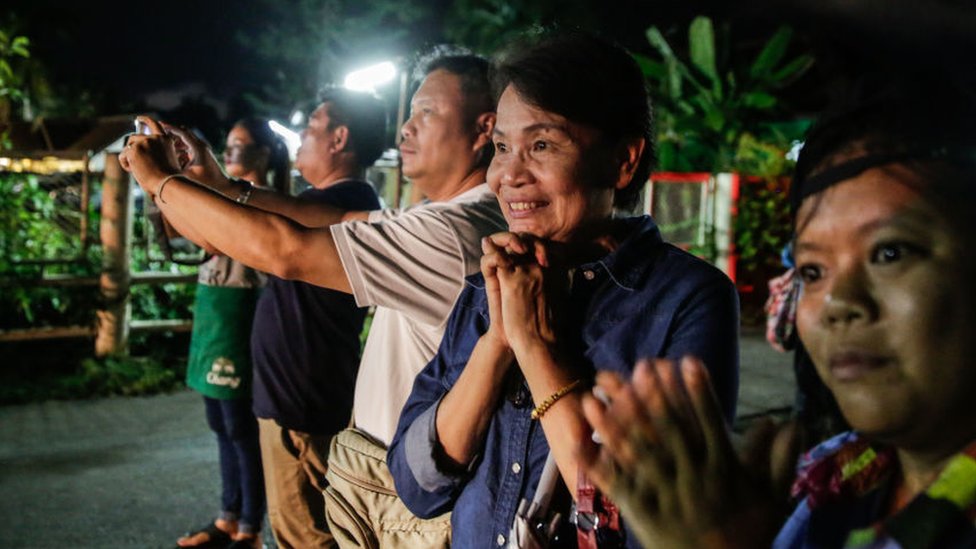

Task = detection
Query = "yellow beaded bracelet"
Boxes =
[531,379,582,420]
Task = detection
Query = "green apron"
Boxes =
[186,284,261,399]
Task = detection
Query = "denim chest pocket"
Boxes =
[583,307,671,377]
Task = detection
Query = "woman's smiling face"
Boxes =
[487,85,616,243]
[795,165,976,449]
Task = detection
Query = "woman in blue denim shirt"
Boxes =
[388,31,740,548]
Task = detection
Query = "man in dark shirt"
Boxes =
[249,88,383,548]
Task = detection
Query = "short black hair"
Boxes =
[792,69,976,220]
[491,30,654,211]
[317,87,388,168]
[414,46,495,168]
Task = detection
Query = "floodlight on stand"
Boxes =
[343,61,397,93]
[268,120,302,159]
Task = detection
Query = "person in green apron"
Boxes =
[176,118,290,549]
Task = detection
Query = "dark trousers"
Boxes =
[204,396,265,531]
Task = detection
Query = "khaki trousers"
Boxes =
[324,427,451,549]
[258,418,337,549]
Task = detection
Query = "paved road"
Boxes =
[738,328,795,420]
[0,332,793,548]
[0,390,220,548]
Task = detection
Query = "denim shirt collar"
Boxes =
[575,215,662,291]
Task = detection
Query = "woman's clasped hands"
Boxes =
[479,231,561,362]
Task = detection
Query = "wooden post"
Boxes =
[95,153,133,356]
[79,151,91,251]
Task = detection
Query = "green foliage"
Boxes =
[0,26,30,144]
[443,0,540,53]
[0,350,186,404]
[443,0,570,53]
[0,173,196,331]
[0,31,30,102]
[1,171,195,402]
[640,16,813,175]
[0,174,87,269]
[734,177,794,324]
[442,0,611,55]
[734,178,792,275]
[68,354,182,397]
[640,17,810,282]
[129,211,197,323]
[0,173,101,327]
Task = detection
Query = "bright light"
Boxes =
[786,140,804,162]
[268,120,302,159]
[343,61,396,92]
[0,156,86,174]
[289,109,305,126]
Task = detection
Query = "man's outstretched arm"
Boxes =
[164,122,370,228]
[222,182,370,227]
[121,126,353,293]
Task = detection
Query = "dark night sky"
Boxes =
[6,0,976,121]
[8,0,261,106]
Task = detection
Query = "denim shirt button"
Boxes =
[496,533,506,546]
[583,269,596,280]
[511,462,521,474]
[512,385,531,408]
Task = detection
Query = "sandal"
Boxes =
[175,522,233,549]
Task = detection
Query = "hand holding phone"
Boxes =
[123,118,155,148]
[134,119,153,136]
